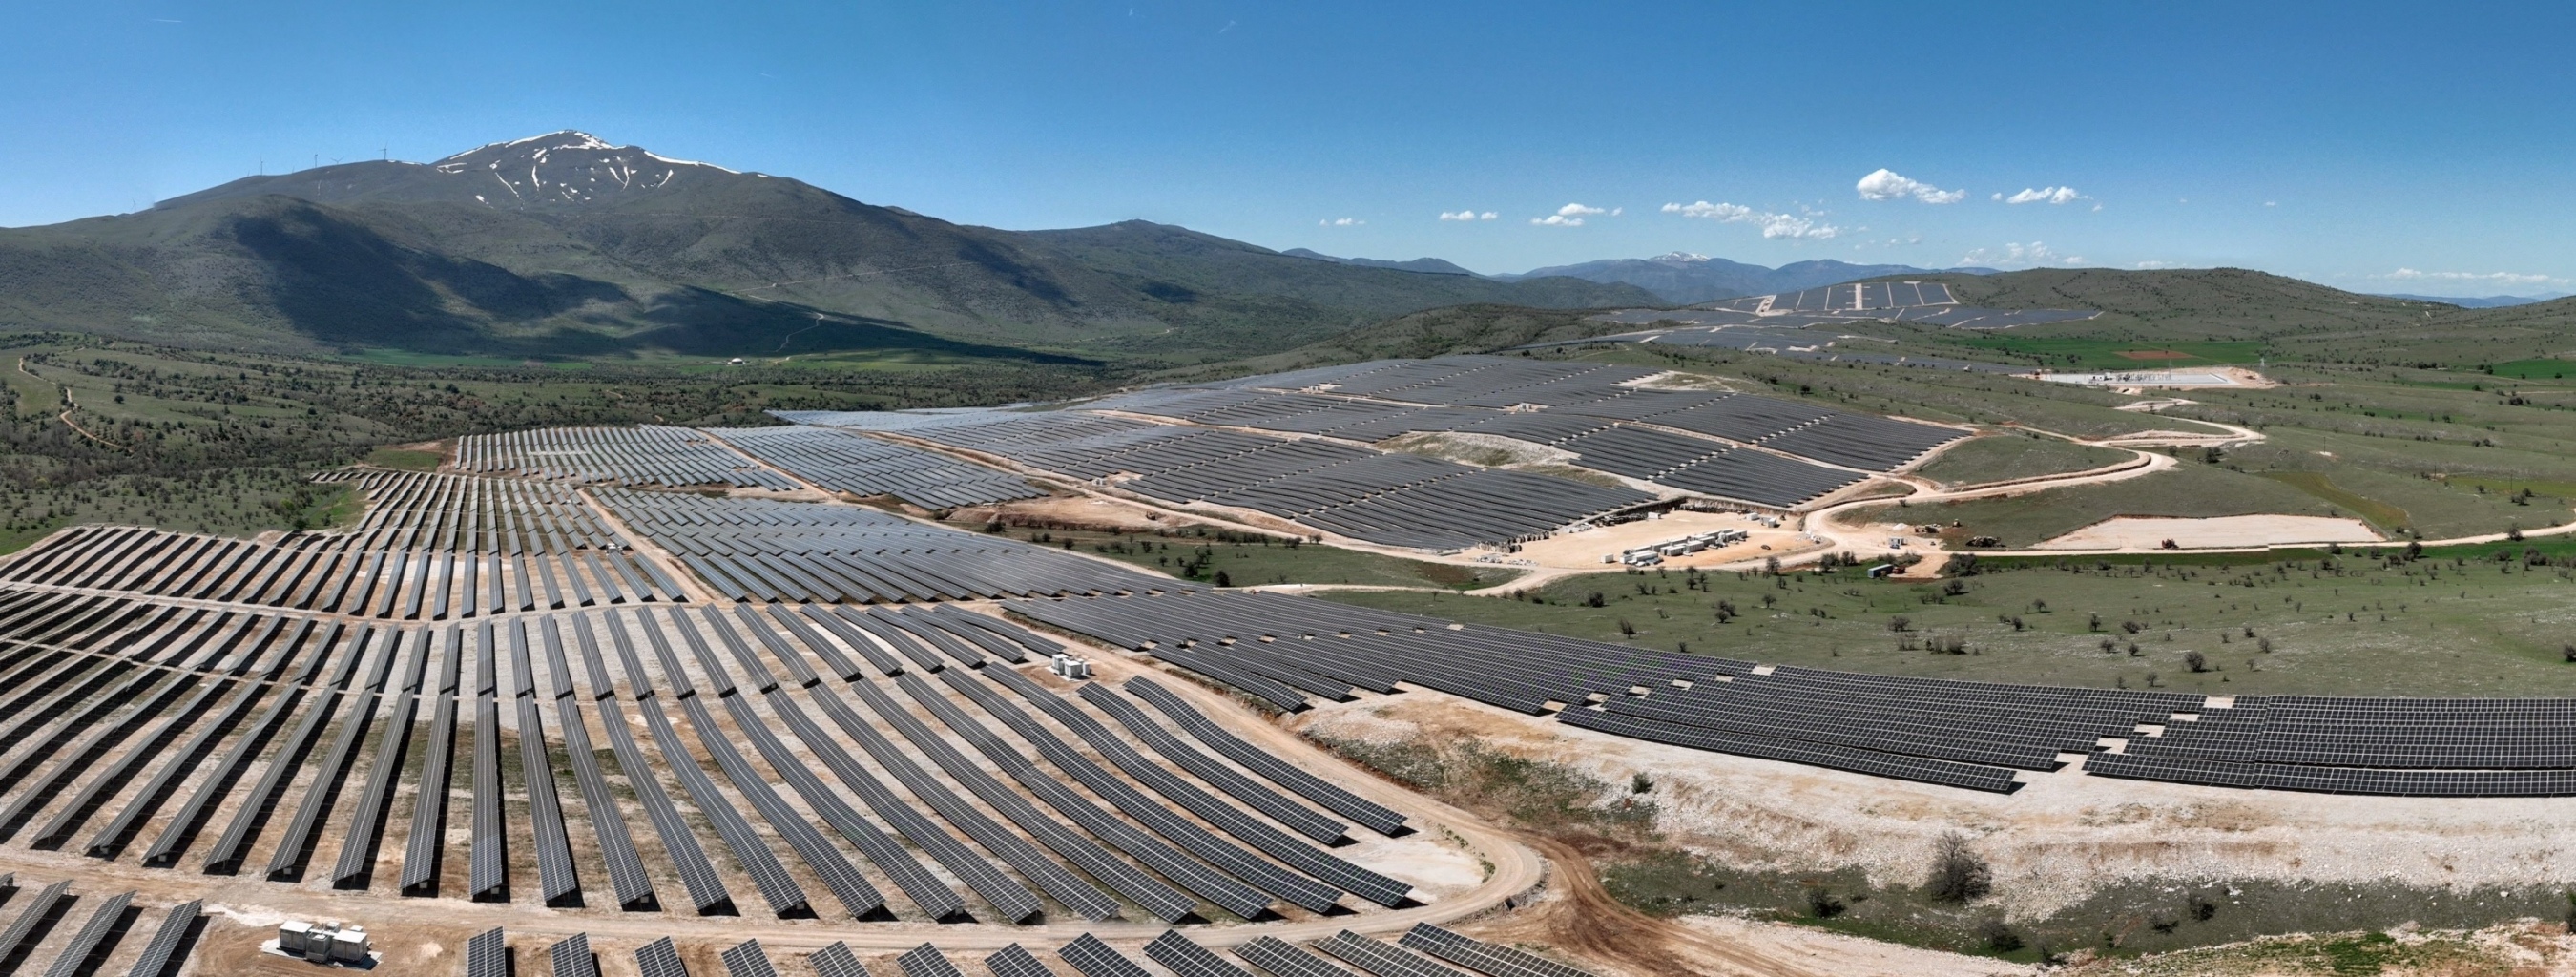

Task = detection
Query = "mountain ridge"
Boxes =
[0,131,1659,363]
[1501,252,1990,304]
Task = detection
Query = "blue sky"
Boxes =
[4,1,2569,296]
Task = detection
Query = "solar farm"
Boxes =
[0,353,2570,975]
[1538,282,2103,364]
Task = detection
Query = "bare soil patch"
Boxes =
[2035,514,2380,550]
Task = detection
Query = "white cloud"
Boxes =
[1663,200,1752,220]
[2381,268,2566,286]
[1438,209,1497,221]
[1319,217,1363,226]
[2004,186,2086,205]
[1531,202,1606,227]
[1659,199,1841,239]
[1856,168,1964,204]
[2265,200,2278,207]
[2133,260,2174,270]
[1756,213,1839,239]
[1959,241,2085,268]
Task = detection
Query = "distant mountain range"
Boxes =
[0,132,1657,363]
[1278,249,1481,277]
[1505,252,1995,304]
[1280,249,1993,305]
[2372,293,2570,309]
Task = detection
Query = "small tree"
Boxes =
[1977,919,2023,953]
[2184,650,2210,673]
[1805,887,1846,918]
[1630,772,1654,794]
[1214,570,1232,588]
[2088,613,2103,632]
[1927,832,1992,903]
[1889,615,1913,633]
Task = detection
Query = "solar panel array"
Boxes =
[1008,591,2576,796]
[710,425,1043,509]
[1057,355,1964,512]
[460,425,795,488]
[782,387,1659,548]
[593,488,1176,601]
[0,476,693,619]
[2091,696,2576,795]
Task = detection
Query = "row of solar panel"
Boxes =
[458,425,795,488]
[495,922,1597,977]
[0,526,684,617]
[1005,592,2576,797]
[593,488,1176,602]
[316,468,626,554]
[711,425,1045,509]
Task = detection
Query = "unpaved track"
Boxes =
[1510,834,1835,977]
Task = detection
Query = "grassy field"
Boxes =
[990,526,1525,590]
[0,469,352,553]
[1320,548,2576,697]
[363,446,445,471]
[1911,433,2133,487]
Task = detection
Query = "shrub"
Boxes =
[1977,919,2023,953]
[1926,832,1991,903]
[2184,650,2210,673]
[1889,614,1912,633]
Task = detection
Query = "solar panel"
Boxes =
[37,889,133,977]
[0,879,73,964]
[807,942,874,977]
[121,900,200,977]
[636,936,693,977]
[721,940,779,977]
[1398,924,1601,977]
[1143,931,1255,977]
[1313,931,1468,977]
[550,934,599,977]
[896,943,966,977]
[985,945,1061,977]
[465,927,509,977]
[1233,937,1353,977]
[1056,934,1153,977]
